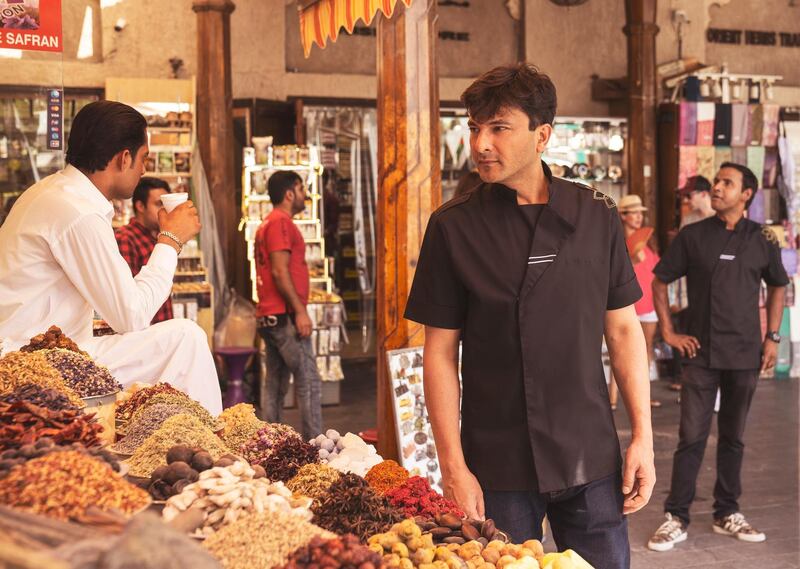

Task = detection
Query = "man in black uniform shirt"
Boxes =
[404,64,655,569]
[647,163,788,551]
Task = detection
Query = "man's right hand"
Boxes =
[442,465,485,520]
[665,332,701,358]
[294,310,313,338]
[158,201,201,243]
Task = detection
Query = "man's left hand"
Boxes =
[761,339,778,372]
[622,436,655,515]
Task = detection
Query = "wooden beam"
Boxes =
[624,0,659,239]
[376,0,441,460]
[193,0,239,291]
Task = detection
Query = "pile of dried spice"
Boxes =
[260,436,319,482]
[385,476,463,520]
[131,391,221,431]
[0,437,120,479]
[312,473,405,542]
[278,534,383,569]
[218,403,266,453]
[111,403,188,454]
[365,460,410,495]
[0,400,102,451]
[115,382,185,424]
[126,413,230,478]
[0,450,149,521]
[42,348,122,398]
[0,352,83,407]
[0,383,81,412]
[287,463,342,507]
[19,326,89,357]
[203,509,334,569]
[241,422,303,465]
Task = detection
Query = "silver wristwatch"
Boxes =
[765,331,781,343]
[158,230,184,254]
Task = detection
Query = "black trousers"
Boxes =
[664,365,759,525]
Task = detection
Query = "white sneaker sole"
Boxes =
[647,531,688,551]
[712,524,766,542]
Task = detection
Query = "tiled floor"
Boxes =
[278,360,799,568]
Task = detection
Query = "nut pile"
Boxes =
[139,444,226,500]
[218,403,266,453]
[0,383,81,411]
[203,509,334,569]
[366,460,410,495]
[311,431,383,477]
[42,348,121,398]
[163,460,312,537]
[111,403,191,454]
[0,437,120,478]
[241,422,304,466]
[20,325,89,357]
[0,450,150,521]
[312,472,405,542]
[366,519,435,569]
[116,382,185,423]
[386,476,464,520]
[0,351,83,407]
[126,414,231,478]
[0,400,103,451]
[287,463,342,507]
[279,534,383,569]
[419,515,509,546]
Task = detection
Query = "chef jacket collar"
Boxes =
[491,161,578,232]
[61,164,115,221]
[710,213,746,233]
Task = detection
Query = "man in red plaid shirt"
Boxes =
[115,177,174,324]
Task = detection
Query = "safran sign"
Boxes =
[0,0,62,52]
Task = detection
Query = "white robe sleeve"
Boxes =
[51,213,177,333]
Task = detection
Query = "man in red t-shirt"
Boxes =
[254,170,322,439]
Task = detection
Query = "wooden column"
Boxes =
[624,0,659,231]
[193,0,237,284]
[376,0,441,459]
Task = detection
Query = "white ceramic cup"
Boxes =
[161,192,189,213]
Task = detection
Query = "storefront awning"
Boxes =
[299,0,413,57]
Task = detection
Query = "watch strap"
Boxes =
[158,230,184,254]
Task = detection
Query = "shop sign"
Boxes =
[0,0,62,52]
[707,27,800,48]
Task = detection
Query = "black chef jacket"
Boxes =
[404,164,642,493]
[654,216,789,370]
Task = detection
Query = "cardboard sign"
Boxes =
[0,0,62,52]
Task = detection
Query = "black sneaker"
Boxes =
[713,513,766,543]
[647,513,688,552]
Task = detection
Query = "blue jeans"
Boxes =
[483,471,629,569]
[258,320,322,440]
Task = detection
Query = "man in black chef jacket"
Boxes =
[405,63,655,569]
[647,163,788,551]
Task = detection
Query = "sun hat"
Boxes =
[618,194,647,212]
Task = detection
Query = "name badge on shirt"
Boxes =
[720,254,736,261]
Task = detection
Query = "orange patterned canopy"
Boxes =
[299,0,414,57]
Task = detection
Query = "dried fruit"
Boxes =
[19,326,89,357]
[0,400,102,451]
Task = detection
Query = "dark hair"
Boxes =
[683,175,711,194]
[719,162,759,208]
[461,63,557,129]
[133,177,171,211]
[268,171,303,205]
[452,171,482,200]
[66,101,147,173]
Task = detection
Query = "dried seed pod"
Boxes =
[481,519,496,540]
[461,522,481,541]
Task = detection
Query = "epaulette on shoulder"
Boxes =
[437,191,472,214]
[572,181,617,209]
[761,224,780,246]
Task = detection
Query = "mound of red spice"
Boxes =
[384,476,463,520]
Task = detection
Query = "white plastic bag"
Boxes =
[214,289,257,348]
